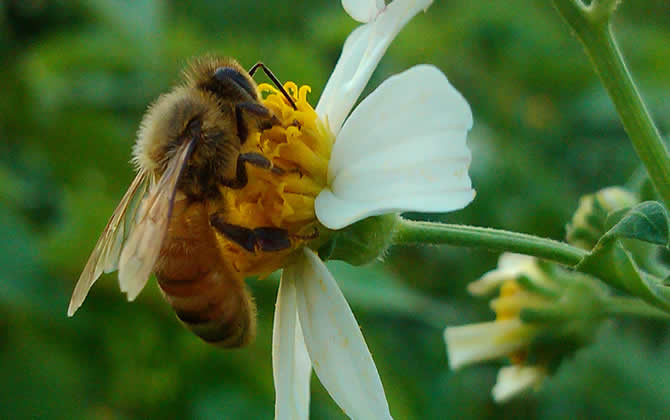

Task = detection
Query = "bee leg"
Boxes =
[210,214,292,252]
[222,152,276,190]
[209,216,256,252]
[239,152,300,177]
[252,227,292,251]
[235,102,279,146]
[239,152,271,169]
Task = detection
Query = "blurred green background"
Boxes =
[2,0,670,418]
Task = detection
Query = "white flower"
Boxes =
[273,0,475,418]
[446,254,546,370]
[444,254,559,403]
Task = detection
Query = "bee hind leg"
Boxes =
[210,214,291,252]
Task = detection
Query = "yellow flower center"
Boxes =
[491,279,549,365]
[216,82,334,276]
[493,280,524,321]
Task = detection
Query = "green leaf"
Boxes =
[602,207,630,231]
[577,239,670,312]
[603,201,669,245]
[575,202,670,311]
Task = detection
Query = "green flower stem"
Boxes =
[602,296,670,320]
[552,0,670,209]
[393,219,587,267]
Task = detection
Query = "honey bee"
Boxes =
[68,56,298,347]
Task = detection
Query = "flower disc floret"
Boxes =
[215,83,334,276]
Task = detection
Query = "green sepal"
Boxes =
[515,274,559,299]
[577,202,670,311]
[324,214,399,266]
[520,279,606,373]
[519,278,607,323]
[316,237,337,261]
[525,324,594,373]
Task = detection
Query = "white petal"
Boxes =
[492,365,547,403]
[342,0,385,23]
[274,270,312,420]
[316,0,433,135]
[292,320,312,418]
[444,319,536,370]
[293,248,392,419]
[316,189,475,230]
[469,253,557,298]
[497,253,536,270]
[467,254,535,296]
[466,273,508,297]
[315,65,474,230]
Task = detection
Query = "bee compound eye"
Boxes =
[213,67,257,99]
[213,66,233,82]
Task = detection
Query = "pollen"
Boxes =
[216,82,334,276]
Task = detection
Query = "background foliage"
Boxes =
[2,0,669,418]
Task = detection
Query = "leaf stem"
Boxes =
[552,0,670,209]
[393,219,587,267]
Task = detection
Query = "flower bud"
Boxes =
[566,186,639,250]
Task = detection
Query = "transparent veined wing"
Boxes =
[117,139,196,302]
[68,170,150,316]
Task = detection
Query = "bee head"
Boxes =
[184,56,259,104]
[209,67,258,101]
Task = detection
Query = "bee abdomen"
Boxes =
[157,268,257,348]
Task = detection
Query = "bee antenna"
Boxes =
[248,62,298,111]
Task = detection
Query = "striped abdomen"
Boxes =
[154,199,256,347]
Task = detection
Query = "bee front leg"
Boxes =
[221,152,282,190]
[223,101,292,189]
[210,213,291,252]
[235,102,279,146]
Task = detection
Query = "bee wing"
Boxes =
[103,175,151,274]
[117,139,195,302]
[68,170,150,316]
